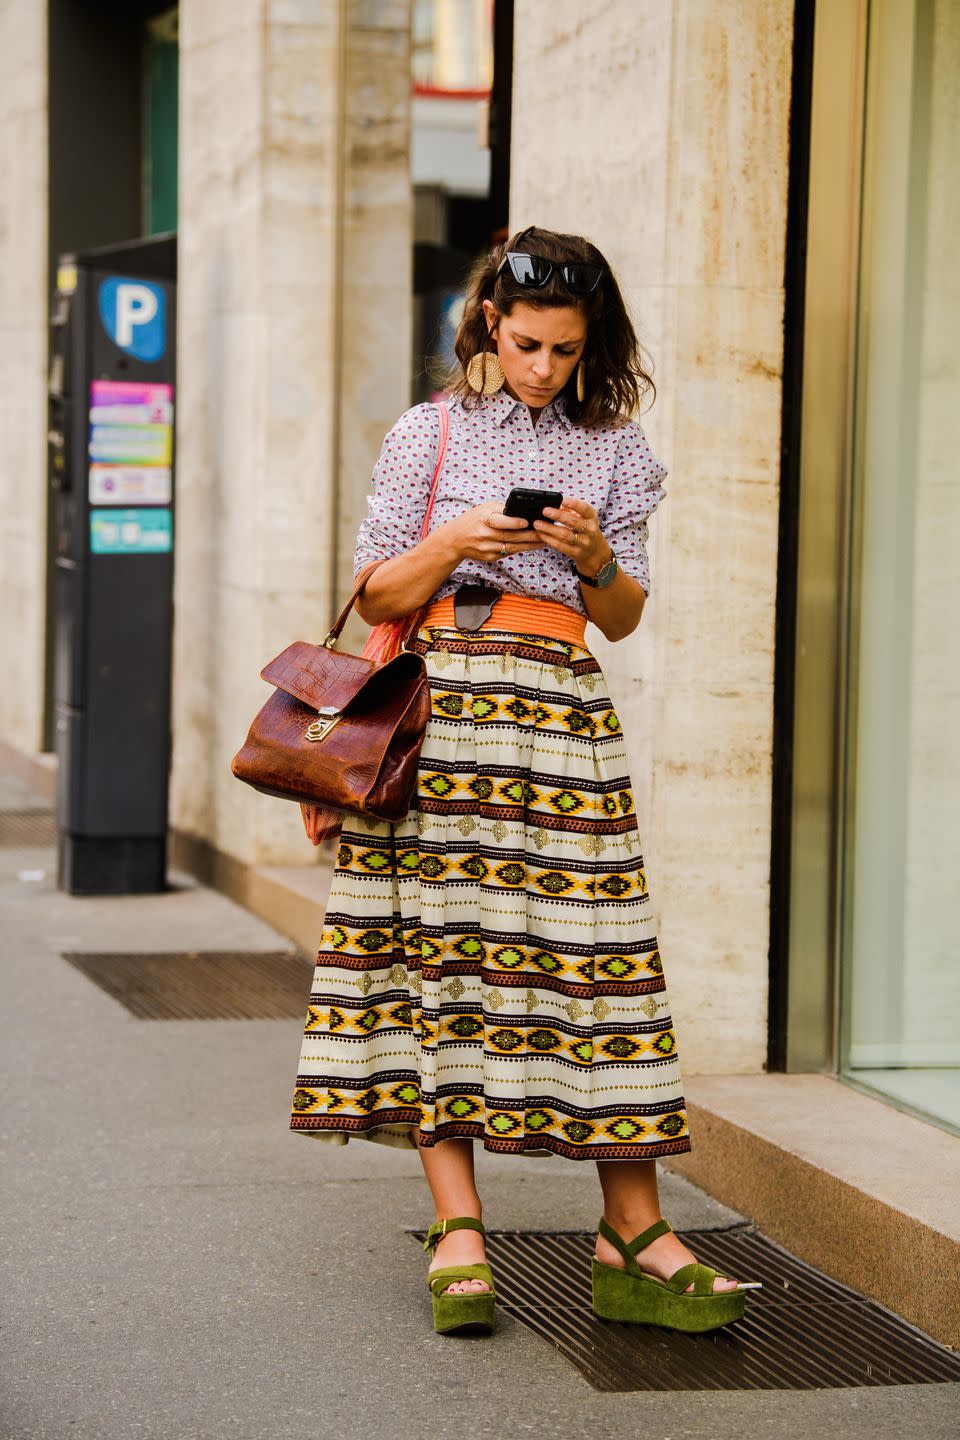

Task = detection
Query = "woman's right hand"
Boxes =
[434,503,546,564]
[355,503,545,627]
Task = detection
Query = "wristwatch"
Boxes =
[575,549,619,588]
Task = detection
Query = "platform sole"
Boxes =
[591,1258,745,1333]
[431,1291,496,1335]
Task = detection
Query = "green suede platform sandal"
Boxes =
[592,1217,757,1333]
[423,1217,496,1335]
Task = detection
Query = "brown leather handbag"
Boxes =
[230,559,431,826]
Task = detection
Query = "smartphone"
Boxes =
[502,486,562,526]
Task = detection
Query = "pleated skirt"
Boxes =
[289,612,692,1162]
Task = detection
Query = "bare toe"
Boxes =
[443,1277,489,1295]
[683,1275,739,1294]
[431,1229,490,1295]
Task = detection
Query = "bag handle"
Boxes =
[321,559,385,648]
[419,402,449,540]
[322,403,450,649]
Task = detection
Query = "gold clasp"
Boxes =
[305,706,341,742]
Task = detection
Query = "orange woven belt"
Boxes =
[421,592,586,647]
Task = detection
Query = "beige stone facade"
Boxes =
[511,1,793,1071]
[0,1,48,753]
[172,0,413,868]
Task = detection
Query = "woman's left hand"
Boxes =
[533,496,610,573]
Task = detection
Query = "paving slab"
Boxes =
[0,773,48,809]
[1,829,958,1440]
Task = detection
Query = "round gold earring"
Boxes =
[576,360,586,403]
[466,350,506,395]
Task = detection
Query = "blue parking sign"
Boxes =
[98,277,166,362]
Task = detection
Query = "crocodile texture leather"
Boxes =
[260,643,377,714]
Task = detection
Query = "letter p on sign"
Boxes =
[116,286,158,346]
[98,277,166,362]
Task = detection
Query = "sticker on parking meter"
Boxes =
[89,465,172,504]
[87,380,174,502]
[90,380,173,426]
[89,423,172,465]
[98,278,166,361]
[90,508,172,555]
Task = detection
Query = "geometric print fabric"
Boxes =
[290,624,691,1162]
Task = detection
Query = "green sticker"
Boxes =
[90,508,172,555]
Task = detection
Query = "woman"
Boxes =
[290,226,754,1336]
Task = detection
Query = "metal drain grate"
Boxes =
[0,810,56,845]
[412,1228,960,1391]
[62,950,314,1019]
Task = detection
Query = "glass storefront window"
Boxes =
[841,0,960,1132]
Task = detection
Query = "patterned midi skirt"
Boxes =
[289,600,692,1162]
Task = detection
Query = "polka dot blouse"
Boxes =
[353,388,667,614]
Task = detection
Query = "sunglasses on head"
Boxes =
[496,250,606,297]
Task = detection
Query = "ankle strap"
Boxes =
[423,1216,486,1251]
[597,1216,672,1274]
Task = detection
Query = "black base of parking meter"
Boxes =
[58,833,167,896]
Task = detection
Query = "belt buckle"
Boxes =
[453,582,500,632]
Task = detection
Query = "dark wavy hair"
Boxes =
[448,225,655,427]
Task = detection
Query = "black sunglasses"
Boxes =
[496,251,605,296]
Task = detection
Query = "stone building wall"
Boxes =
[172,0,412,867]
[510,0,794,1071]
[0,1,47,753]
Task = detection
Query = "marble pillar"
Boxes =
[173,0,412,866]
[511,0,793,1072]
[0,1,48,752]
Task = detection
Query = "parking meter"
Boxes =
[48,235,176,894]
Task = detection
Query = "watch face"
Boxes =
[595,558,618,588]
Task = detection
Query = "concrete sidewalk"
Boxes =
[1,774,958,1439]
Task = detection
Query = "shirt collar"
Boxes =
[483,387,522,426]
[481,387,573,429]
[550,393,573,429]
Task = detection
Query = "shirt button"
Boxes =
[527,446,538,461]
